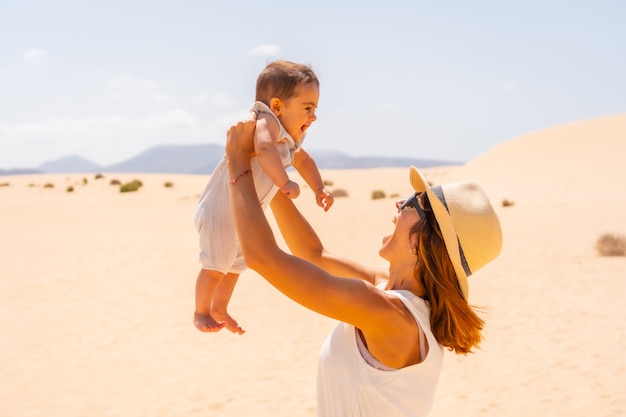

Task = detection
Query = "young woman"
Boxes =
[224,115,502,416]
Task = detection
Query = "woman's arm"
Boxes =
[270,192,386,284]
[225,117,393,329]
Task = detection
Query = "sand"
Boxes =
[1,114,625,416]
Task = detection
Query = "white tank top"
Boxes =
[316,289,444,417]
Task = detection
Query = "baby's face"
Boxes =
[277,83,319,142]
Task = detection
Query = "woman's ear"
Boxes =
[269,97,282,116]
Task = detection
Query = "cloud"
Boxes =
[249,44,281,56]
[0,110,208,166]
[23,48,47,64]
[503,83,519,93]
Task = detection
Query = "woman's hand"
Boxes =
[225,111,257,163]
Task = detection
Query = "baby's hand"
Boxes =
[315,187,334,212]
[280,180,300,199]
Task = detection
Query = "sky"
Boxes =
[1,0,625,169]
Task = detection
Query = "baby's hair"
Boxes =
[255,60,319,105]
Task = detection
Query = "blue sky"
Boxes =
[1,0,624,169]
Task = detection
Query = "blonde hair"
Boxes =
[411,194,484,354]
[255,60,319,105]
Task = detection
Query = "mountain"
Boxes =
[307,149,456,170]
[0,144,460,176]
[103,144,224,174]
[0,168,42,176]
[38,155,102,173]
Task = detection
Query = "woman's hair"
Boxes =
[410,193,484,354]
[255,60,319,105]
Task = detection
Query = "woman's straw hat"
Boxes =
[409,166,502,299]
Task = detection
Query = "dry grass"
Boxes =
[332,188,349,198]
[371,190,386,200]
[120,179,143,193]
[595,233,626,256]
[502,198,515,207]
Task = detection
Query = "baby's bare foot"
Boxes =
[193,312,226,332]
[213,311,245,335]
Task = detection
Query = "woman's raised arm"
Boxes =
[225,117,394,329]
[270,192,386,284]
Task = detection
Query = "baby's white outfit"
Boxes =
[317,288,444,417]
[193,101,302,273]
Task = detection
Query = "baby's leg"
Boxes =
[194,269,226,332]
[212,273,245,334]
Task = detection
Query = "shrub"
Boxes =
[120,180,143,193]
[0,182,9,187]
[332,188,349,198]
[164,181,174,188]
[371,190,386,200]
[323,179,334,186]
[66,186,74,193]
[82,177,88,185]
[95,173,104,179]
[110,179,121,186]
[43,183,54,188]
[595,233,626,256]
[502,198,515,207]
[390,192,400,198]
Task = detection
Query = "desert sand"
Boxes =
[1,114,625,416]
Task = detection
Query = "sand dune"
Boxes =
[1,114,625,416]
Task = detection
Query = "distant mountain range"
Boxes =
[0,144,461,176]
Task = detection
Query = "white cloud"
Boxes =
[151,93,170,104]
[249,44,281,56]
[23,48,47,64]
[503,83,519,93]
[0,110,208,166]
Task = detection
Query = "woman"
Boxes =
[225,115,503,417]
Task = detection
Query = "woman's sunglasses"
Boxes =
[400,192,427,220]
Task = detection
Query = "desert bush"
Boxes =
[43,183,54,188]
[502,198,515,207]
[595,233,626,256]
[323,179,334,186]
[390,192,400,198]
[110,179,121,186]
[371,190,386,200]
[95,173,104,179]
[164,181,174,188]
[120,180,143,193]
[66,186,74,193]
[332,188,349,198]
[0,182,9,187]
[82,177,88,185]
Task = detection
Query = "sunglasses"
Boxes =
[400,192,427,220]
